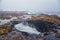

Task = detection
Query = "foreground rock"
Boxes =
[0,24,12,35]
[55,33,60,38]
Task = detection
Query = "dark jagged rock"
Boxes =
[21,32,29,36]
[26,20,56,33]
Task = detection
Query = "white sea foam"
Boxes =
[15,23,41,35]
[0,17,17,25]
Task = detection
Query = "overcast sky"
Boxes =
[0,0,60,13]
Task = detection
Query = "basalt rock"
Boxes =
[26,20,56,33]
[55,33,60,38]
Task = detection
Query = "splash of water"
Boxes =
[14,23,41,35]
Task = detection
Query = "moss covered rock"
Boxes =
[0,24,12,35]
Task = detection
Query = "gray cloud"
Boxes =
[0,0,60,13]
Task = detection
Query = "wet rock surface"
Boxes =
[26,20,56,33]
[0,24,43,40]
[0,30,43,40]
[44,33,60,40]
[0,19,60,40]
